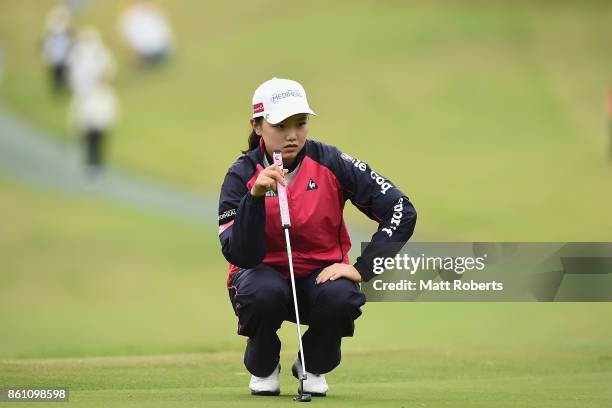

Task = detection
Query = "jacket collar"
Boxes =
[258,138,306,173]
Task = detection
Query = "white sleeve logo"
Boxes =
[382,198,404,237]
[340,151,367,172]
[218,208,236,222]
[340,151,394,195]
[370,170,393,195]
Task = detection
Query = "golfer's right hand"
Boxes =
[250,164,288,197]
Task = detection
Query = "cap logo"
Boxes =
[271,89,303,104]
[253,102,264,114]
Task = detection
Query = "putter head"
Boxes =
[293,393,312,402]
[293,377,312,402]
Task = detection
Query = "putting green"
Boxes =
[2,347,612,407]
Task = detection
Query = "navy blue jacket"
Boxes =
[218,138,417,283]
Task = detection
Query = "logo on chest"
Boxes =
[306,178,318,191]
[263,178,318,199]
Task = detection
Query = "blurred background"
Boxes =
[1,0,611,386]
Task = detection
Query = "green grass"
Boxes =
[1,347,612,407]
[2,179,610,359]
[1,0,612,239]
[0,179,235,358]
[1,181,612,406]
[2,2,612,406]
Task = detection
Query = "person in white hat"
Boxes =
[41,3,75,92]
[118,1,173,66]
[218,77,417,397]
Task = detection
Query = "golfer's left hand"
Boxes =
[316,263,362,284]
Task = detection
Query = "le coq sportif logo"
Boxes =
[307,179,318,191]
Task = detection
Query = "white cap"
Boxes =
[251,77,316,124]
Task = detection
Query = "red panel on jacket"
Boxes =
[227,157,351,281]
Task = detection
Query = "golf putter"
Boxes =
[273,150,312,403]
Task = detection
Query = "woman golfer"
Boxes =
[218,77,417,396]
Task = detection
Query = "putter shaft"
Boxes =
[284,228,308,378]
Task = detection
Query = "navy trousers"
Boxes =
[228,263,366,377]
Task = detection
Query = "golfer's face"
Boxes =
[260,114,309,164]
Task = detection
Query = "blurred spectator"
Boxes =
[119,1,173,67]
[68,82,119,181]
[41,3,74,93]
[67,27,116,95]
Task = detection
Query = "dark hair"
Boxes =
[243,117,263,154]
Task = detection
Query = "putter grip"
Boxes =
[272,150,291,228]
